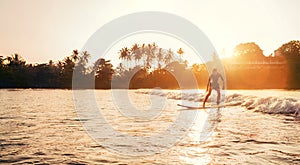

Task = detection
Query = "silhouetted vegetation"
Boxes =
[0,51,113,89]
[274,40,300,89]
[222,42,288,89]
[0,40,299,89]
[221,41,299,89]
[112,43,196,89]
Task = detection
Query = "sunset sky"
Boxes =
[0,0,299,65]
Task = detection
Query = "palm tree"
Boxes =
[119,47,129,60]
[140,43,146,67]
[150,42,157,69]
[157,48,164,69]
[7,54,25,67]
[76,51,90,75]
[94,58,114,88]
[164,48,174,65]
[145,43,156,69]
[177,48,184,63]
[80,51,90,65]
[131,44,141,65]
[115,63,125,77]
[71,49,79,62]
[119,47,130,68]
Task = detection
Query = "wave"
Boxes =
[136,89,300,116]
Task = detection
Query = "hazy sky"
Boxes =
[0,0,299,64]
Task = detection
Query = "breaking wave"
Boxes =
[136,89,300,116]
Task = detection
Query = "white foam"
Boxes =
[136,89,300,115]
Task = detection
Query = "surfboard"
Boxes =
[177,103,225,109]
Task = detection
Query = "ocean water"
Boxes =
[0,89,299,164]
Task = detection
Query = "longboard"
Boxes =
[177,103,225,109]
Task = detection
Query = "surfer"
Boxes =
[203,68,225,108]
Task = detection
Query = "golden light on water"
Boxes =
[1,1,300,164]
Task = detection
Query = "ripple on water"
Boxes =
[0,89,300,164]
[0,156,32,164]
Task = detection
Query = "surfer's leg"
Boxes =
[203,88,212,108]
[216,89,221,105]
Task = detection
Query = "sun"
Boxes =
[218,47,234,59]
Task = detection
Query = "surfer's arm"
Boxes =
[220,75,225,89]
[206,78,211,92]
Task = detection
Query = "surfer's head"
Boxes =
[212,68,217,75]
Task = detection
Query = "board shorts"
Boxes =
[211,82,220,90]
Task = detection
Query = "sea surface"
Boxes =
[0,89,299,164]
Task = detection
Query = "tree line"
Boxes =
[0,50,113,88]
[0,40,299,89]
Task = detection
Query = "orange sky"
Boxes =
[0,0,299,64]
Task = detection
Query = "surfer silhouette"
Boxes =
[203,68,225,108]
